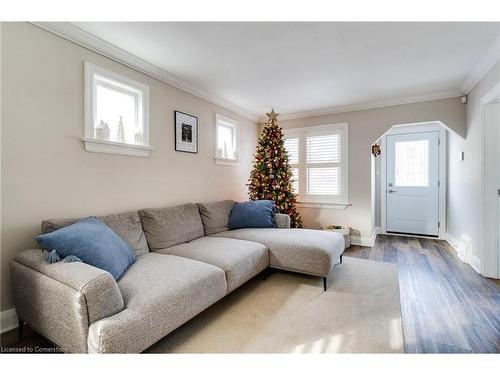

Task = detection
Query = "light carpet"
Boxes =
[146,257,404,353]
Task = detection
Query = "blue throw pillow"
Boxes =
[228,200,275,229]
[36,217,135,280]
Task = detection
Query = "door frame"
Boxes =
[380,122,447,239]
[480,81,500,278]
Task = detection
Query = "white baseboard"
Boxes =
[470,255,481,274]
[446,232,470,262]
[1,308,18,334]
[446,232,481,273]
[350,227,379,247]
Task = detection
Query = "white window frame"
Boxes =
[283,123,349,209]
[82,62,152,157]
[215,113,239,166]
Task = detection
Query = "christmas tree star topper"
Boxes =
[265,109,279,122]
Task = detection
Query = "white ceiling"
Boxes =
[71,22,500,120]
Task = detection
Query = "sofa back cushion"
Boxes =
[41,211,149,257]
[138,203,204,250]
[196,200,236,235]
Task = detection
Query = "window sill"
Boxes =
[297,201,351,209]
[81,138,153,158]
[215,158,239,167]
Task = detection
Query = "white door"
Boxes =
[386,131,439,236]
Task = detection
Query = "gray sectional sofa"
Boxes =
[10,200,345,353]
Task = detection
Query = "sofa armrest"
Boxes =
[11,249,124,325]
[274,213,291,229]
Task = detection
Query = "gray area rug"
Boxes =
[146,257,404,353]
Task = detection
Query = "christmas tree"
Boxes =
[247,109,302,228]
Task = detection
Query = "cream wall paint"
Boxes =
[447,60,500,270]
[278,97,466,243]
[0,23,258,311]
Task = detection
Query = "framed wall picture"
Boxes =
[174,111,198,154]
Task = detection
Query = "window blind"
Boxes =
[284,138,299,193]
[283,123,348,204]
[284,138,299,164]
[306,133,342,196]
[306,134,340,163]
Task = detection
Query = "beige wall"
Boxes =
[0,23,258,311]
[279,97,466,243]
[447,60,500,268]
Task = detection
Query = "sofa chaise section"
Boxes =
[212,228,345,279]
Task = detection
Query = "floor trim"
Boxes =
[1,308,18,334]
[350,227,379,247]
[445,232,481,273]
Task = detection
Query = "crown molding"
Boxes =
[31,22,481,124]
[31,22,261,123]
[462,36,500,94]
[266,89,463,122]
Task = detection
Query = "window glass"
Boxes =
[217,123,236,159]
[95,82,139,144]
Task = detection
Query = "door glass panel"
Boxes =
[395,140,429,187]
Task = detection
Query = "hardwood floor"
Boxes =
[2,234,499,353]
[345,234,500,353]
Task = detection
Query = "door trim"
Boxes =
[380,122,447,240]
[480,81,500,278]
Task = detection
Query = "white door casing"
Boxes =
[481,100,500,278]
[386,130,440,237]
[497,105,500,277]
[481,81,500,278]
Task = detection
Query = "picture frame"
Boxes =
[174,110,198,154]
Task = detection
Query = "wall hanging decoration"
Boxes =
[175,111,198,154]
[372,143,381,157]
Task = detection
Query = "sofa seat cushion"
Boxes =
[139,204,204,250]
[87,253,227,353]
[157,237,269,293]
[212,229,344,277]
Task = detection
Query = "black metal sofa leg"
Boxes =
[323,277,327,291]
[18,319,24,340]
